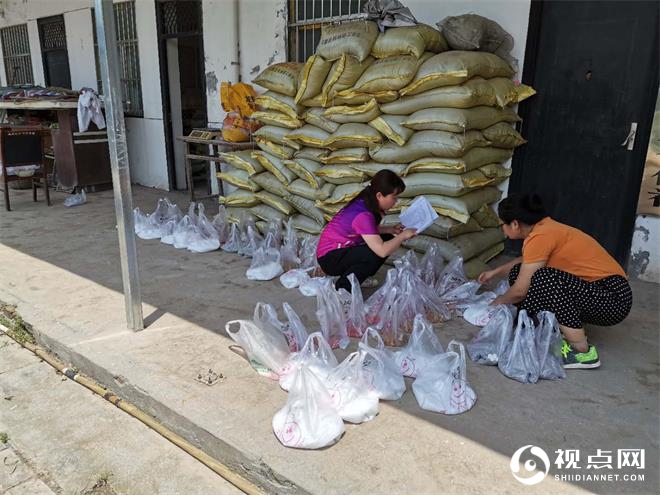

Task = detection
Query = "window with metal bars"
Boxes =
[1,24,34,86]
[92,1,143,117]
[287,0,367,62]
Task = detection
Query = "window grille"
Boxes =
[93,1,143,117]
[1,24,34,85]
[287,0,367,62]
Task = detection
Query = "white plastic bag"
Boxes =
[393,314,444,378]
[280,268,312,289]
[467,305,515,365]
[498,310,541,383]
[272,365,345,449]
[440,280,482,316]
[535,312,566,381]
[300,276,334,297]
[436,256,467,295]
[279,332,338,391]
[238,223,263,257]
[186,204,220,253]
[213,207,230,244]
[221,223,241,252]
[359,328,406,400]
[159,218,178,244]
[345,274,367,338]
[280,218,301,272]
[246,246,283,280]
[172,215,194,249]
[225,319,290,378]
[64,189,87,208]
[412,340,477,415]
[315,285,349,349]
[324,351,380,424]
[282,302,309,352]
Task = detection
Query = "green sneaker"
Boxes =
[561,340,601,369]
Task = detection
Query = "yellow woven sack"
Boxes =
[251,110,302,129]
[404,147,513,175]
[283,158,323,188]
[321,55,374,104]
[320,147,369,165]
[254,191,295,215]
[218,190,260,207]
[368,115,413,146]
[324,123,382,149]
[315,165,366,185]
[324,98,381,124]
[295,54,332,103]
[316,21,379,62]
[350,55,418,93]
[253,62,303,96]
[482,122,527,148]
[220,82,258,117]
[219,151,264,175]
[402,106,521,132]
[252,151,297,184]
[254,91,302,119]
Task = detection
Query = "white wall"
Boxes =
[125,117,169,190]
[629,216,660,283]
[65,8,98,91]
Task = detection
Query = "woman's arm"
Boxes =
[379,224,404,235]
[477,256,523,284]
[492,261,546,305]
[362,230,416,258]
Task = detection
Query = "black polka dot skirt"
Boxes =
[508,264,633,329]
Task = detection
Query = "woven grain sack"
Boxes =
[285,194,326,225]
[321,148,369,164]
[400,170,495,198]
[350,162,407,177]
[475,241,505,263]
[324,123,382,149]
[488,78,536,108]
[482,122,526,148]
[400,52,515,96]
[226,207,258,225]
[294,147,328,162]
[418,24,450,53]
[449,228,505,260]
[217,168,261,192]
[464,257,488,280]
[316,165,366,185]
[284,124,330,148]
[405,147,513,174]
[321,182,364,205]
[478,163,512,180]
[288,180,335,201]
[283,158,323,188]
[303,107,340,133]
[250,204,288,225]
[219,151,264,175]
[350,55,419,93]
[254,191,295,215]
[368,115,413,146]
[252,151,297,184]
[423,187,502,223]
[316,201,346,218]
[321,55,374,104]
[254,91,302,119]
[328,89,398,106]
[382,77,495,115]
[316,21,379,62]
[300,94,325,107]
[403,235,457,257]
[252,172,289,197]
[255,138,296,160]
[402,106,521,132]
[295,55,333,103]
[472,203,500,228]
[292,214,324,235]
[254,125,298,147]
[252,110,303,129]
[369,130,489,163]
[382,214,481,240]
[218,190,260,207]
[324,98,381,124]
[371,26,427,59]
[253,62,303,96]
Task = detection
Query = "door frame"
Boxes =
[37,14,72,89]
[508,0,660,264]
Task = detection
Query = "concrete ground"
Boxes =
[0,334,241,495]
[0,186,658,495]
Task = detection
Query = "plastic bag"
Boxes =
[279,332,338,391]
[225,319,290,379]
[172,215,194,249]
[186,204,220,253]
[238,223,263,258]
[419,244,445,288]
[345,274,367,338]
[535,312,566,381]
[393,314,444,378]
[436,256,467,295]
[412,340,477,415]
[365,269,399,325]
[64,189,87,208]
[282,302,309,352]
[467,305,515,365]
[246,246,283,280]
[159,218,178,244]
[315,285,349,349]
[324,351,380,423]
[498,310,541,383]
[280,218,301,272]
[299,235,324,277]
[359,329,406,400]
[272,365,345,449]
[280,268,313,289]
[440,280,482,316]
[212,206,230,244]
[221,223,241,252]
[264,220,282,249]
[134,207,160,239]
[300,276,334,297]
[376,286,406,346]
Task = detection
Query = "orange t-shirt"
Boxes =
[522,217,626,282]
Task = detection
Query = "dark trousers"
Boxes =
[317,235,392,292]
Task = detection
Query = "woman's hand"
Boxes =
[380,224,404,235]
[399,228,417,240]
[478,269,497,285]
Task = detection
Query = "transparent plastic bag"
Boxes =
[412,340,477,415]
[172,215,194,249]
[498,310,541,383]
[272,365,345,450]
[246,246,283,280]
[282,302,309,352]
[133,207,157,238]
[419,244,445,288]
[315,285,349,349]
[64,189,87,207]
[221,222,241,252]
[279,332,338,391]
[440,280,482,316]
[324,351,380,424]
[159,218,178,244]
[437,256,467,295]
[365,269,398,325]
[535,312,566,381]
[264,220,282,250]
[280,218,301,272]
[345,274,367,338]
[393,314,445,378]
[299,235,324,277]
[213,206,230,244]
[225,319,290,378]
[299,276,334,297]
[467,305,515,365]
[186,204,220,252]
[376,286,407,347]
[280,268,313,289]
[238,222,263,257]
[359,328,406,400]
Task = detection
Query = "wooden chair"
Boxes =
[0,126,51,211]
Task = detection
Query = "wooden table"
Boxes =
[175,135,255,202]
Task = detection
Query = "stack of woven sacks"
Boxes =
[218,19,535,276]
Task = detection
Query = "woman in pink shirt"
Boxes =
[316,170,417,292]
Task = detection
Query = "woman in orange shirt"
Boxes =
[479,193,632,369]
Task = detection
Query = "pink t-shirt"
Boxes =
[316,199,379,258]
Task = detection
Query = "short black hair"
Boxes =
[498,193,547,225]
[350,169,405,222]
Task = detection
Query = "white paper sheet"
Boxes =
[399,196,438,234]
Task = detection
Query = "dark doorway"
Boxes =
[155,0,207,191]
[509,1,659,265]
[38,15,71,89]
